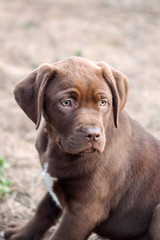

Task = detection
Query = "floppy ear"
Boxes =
[14,64,55,130]
[100,63,129,128]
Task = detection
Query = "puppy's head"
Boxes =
[14,57,128,154]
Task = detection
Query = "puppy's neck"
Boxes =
[46,139,103,179]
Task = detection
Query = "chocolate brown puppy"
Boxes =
[3,57,160,240]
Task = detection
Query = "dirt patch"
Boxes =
[0,0,160,239]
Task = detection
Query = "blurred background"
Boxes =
[0,0,160,239]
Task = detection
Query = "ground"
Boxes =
[0,0,160,239]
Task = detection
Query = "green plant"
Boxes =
[21,20,39,29]
[75,49,83,57]
[0,157,11,198]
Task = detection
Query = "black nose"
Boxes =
[82,127,101,142]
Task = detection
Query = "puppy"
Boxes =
[3,57,160,240]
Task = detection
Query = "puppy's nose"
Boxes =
[82,127,101,142]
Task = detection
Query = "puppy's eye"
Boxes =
[61,100,72,107]
[99,99,107,107]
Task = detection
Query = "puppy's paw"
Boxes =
[3,221,34,240]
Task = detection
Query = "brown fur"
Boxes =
[4,57,160,240]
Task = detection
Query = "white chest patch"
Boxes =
[42,162,61,208]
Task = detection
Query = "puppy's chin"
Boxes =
[59,141,105,155]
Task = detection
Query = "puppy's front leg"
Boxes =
[50,208,98,240]
[4,193,62,240]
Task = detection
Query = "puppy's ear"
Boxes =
[100,63,129,128]
[14,64,55,130]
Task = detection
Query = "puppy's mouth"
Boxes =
[57,132,105,155]
[58,140,101,155]
[79,144,97,154]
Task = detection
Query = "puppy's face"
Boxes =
[44,61,112,154]
[14,57,129,155]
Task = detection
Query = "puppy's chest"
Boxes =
[42,162,62,208]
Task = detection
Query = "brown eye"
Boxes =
[61,100,72,107]
[100,99,107,107]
